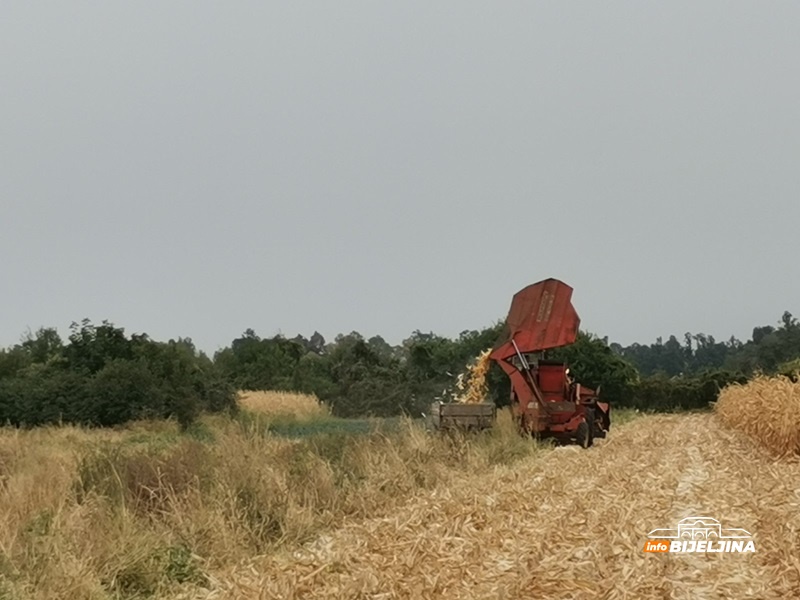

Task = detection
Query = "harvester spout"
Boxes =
[489,278,580,364]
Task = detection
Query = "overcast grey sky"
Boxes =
[2,2,799,353]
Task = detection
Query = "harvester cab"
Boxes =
[490,278,610,447]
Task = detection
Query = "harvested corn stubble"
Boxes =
[204,413,799,600]
[715,374,800,456]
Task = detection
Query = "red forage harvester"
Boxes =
[490,278,610,447]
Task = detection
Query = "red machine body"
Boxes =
[490,278,610,446]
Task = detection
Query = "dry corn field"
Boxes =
[1,379,800,599]
[201,410,800,599]
[237,390,328,417]
[715,375,800,457]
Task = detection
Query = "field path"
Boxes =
[202,414,800,599]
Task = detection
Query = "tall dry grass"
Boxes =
[715,374,800,456]
[0,406,542,600]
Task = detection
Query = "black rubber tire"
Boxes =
[586,407,598,438]
[576,420,592,449]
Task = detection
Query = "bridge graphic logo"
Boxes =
[643,516,755,553]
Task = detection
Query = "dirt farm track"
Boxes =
[195,414,800,600]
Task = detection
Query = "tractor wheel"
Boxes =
[575,419,593,449]
[585,407,598,438]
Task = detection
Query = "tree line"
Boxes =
[0,320,234,428]
[0,311,799,427]
[616,311,800,376]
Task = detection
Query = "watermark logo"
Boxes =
[643,516,755,553]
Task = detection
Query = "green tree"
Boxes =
[549,332,639,405]
[20,327,63,364]
[64,320,133,374]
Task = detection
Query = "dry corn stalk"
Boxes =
[715,375,800,456]
[453,349,492,404]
